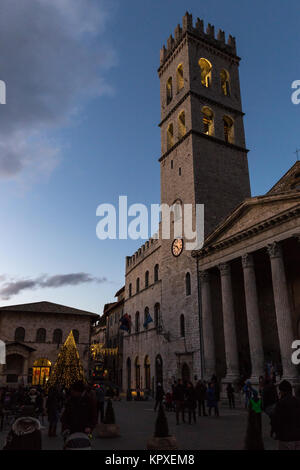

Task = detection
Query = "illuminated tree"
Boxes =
[47,330,85,389]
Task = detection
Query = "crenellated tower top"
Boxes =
[159,12,237,67]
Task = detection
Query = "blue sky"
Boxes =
[0,0,299,314]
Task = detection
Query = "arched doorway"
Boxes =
[126,357,131,390]
[144,356,151,389]
[5,354,24,383]
[155,355,163,386]
[32,358,51,385]
[135,357,140,389]
[182,363,190,383]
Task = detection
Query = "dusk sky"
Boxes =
[0,0,299,315]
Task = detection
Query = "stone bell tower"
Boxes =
[158,11,251,238]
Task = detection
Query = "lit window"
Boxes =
[202,107,214,136]
[178,111,186,139]
[220,69,230,96]
[199,58,212,88]
[177,64,184,91]
[167,123,174,150]
[223,115,234,143]
[166,77,173,104]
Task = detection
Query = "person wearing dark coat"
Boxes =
[270,380,300,450]
[195,380,207,416]
[46,387,62,437]
[61,381,96,435]
[262,379,278,416]
[186,382,197,424]
[207,383,219,417]
[226,383,235,409]
[173,379,185,424]
[154,382,165,411]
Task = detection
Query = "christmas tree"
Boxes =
[154,404,170,438]
[47,330,85,389]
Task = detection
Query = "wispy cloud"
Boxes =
[0,272,107,300]
[0,0,115,183]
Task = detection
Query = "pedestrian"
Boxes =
[243,380,252,409]
[95,385,105,423]
[186,382,197,424]
[270,380,300,450]
[61,381,96,436]
[262,378,278,417]
[46,386,62,437]
[154,382,165,411]
[207,382,219,417]
[244,390,264,450]
[3,405,42,450]
[195,380,207,416]
[226,383,235,409]
[173,379,185,424]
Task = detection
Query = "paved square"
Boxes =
[0,399,277,450]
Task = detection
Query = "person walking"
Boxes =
[270,380,300,450]
[207,382,219,417]
[173,379,185,424]
[46,386,62,437]
[244,390,264,450]
[61,381,96,436]
[243,380,252,409]
[226,383,235,409]
[186,382,197,424]
[262,378,278,417]
[154,382,165,411]
[195,380,207,417]
[95,385,105,423]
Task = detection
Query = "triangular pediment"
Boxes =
[268,161,300,194]
[203,192,300,247]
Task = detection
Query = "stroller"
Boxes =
[63,430,92,450]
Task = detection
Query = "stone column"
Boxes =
[23,357,29,386]
[219,262,239,382]
[242,253,265,383]
[267,241,298,381]
[200,270,216,380]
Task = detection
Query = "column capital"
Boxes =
[242,253,254,269]
[199,270,210,283]
[218,262,231,276]
[267,241,282,259]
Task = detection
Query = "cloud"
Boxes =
[0,272,107,300]
[0,0,115,182]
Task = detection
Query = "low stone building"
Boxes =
[0,301,99,386]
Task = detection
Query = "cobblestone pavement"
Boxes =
[0,399,277,450]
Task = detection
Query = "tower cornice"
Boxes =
[158,129,249,163]
[158,90,244,128]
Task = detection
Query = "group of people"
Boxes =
[0,381,106,450]
[242,376,300,450]
[154,375,221,425]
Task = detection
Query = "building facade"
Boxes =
[193,163,300,386]
[0,301,99,386]
[122,12,252,392]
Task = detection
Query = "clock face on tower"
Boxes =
[171,238,184,257]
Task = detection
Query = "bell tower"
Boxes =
[158,12,251,237]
